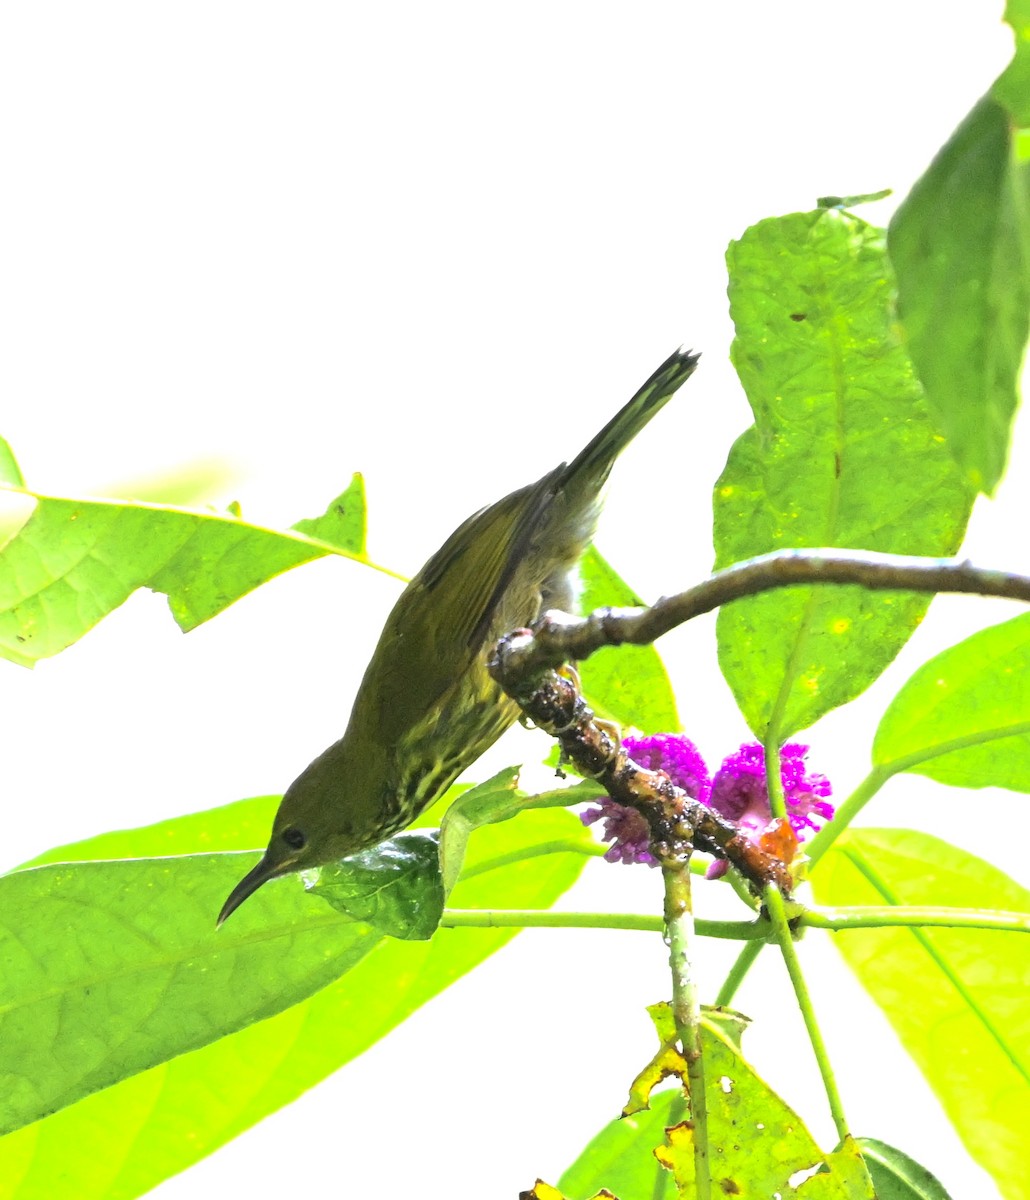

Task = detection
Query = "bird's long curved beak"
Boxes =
[217,854,281,927]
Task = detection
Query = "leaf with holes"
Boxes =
[560,1014,874,1200]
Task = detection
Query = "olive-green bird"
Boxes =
[219,348,699,923]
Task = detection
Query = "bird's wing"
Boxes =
[359,468,562,740]
[419,463,564,653]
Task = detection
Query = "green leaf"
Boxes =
[559,1017,873,1200]
[576,545,679,732]
[559,1087,680,1200]
[888,94,1030,494]
[855,1138,954,1200]
[21,794,281,868]
[308,830,444,940]
[995,0,1030,127]
[716,209,973,739]
[438,766,602,894]
[812,829,1030,1200]
[0,439,25,489]
[0,487,390,667]
[290,472,367,555]
[873,611,1030,791]
[0,804,589,1198]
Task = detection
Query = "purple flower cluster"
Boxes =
[580,734,833,873]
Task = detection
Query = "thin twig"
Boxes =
[714,939,765,1006]
[766,884,851,1142]
[500,548,1030,672]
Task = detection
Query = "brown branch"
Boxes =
[502,548,1030,673]
[489,548,1030,896]
[488,639,792,895]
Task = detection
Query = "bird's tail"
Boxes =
[562,347,700,493]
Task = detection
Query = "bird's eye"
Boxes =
[281,826,306,851]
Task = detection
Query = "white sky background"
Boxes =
[0,3,1025,1198]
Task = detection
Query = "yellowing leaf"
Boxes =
[623,1002,686,1117]
[653,1120,694,1192]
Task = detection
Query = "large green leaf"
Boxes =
[715,209,973,739]
[0,798,590,1198]
[888,94,1030,494]
[576,545,679,733]
[0,478,375,667]
[873,611,1030,791]
[21,794,281,868]
[812,829,1030,1200]
[0,853,376,1134]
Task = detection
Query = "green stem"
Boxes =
[808,723,1030,869]
[765,884,850,1143]
[714,938,765,1006]
[441,902,1030,938]
[441,909,662,932]
[663,859,710,1200]
[805,766,889,867]
[440,908,767,939]
[764,731,787,821]
[802,904,1030,934]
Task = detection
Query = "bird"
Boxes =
[219,347,699,924]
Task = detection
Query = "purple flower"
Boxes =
[580,734,834,877]
[580,801,656,865]
[710,742,833,836]
[706,742,834,877]
[580,734,710,867]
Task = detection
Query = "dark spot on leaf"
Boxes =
[834,451,842,478]
[334,504,347,516]
[789,312,807,322]
[719,1179,741,1195]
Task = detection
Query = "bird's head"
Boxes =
[217,736,389,925]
